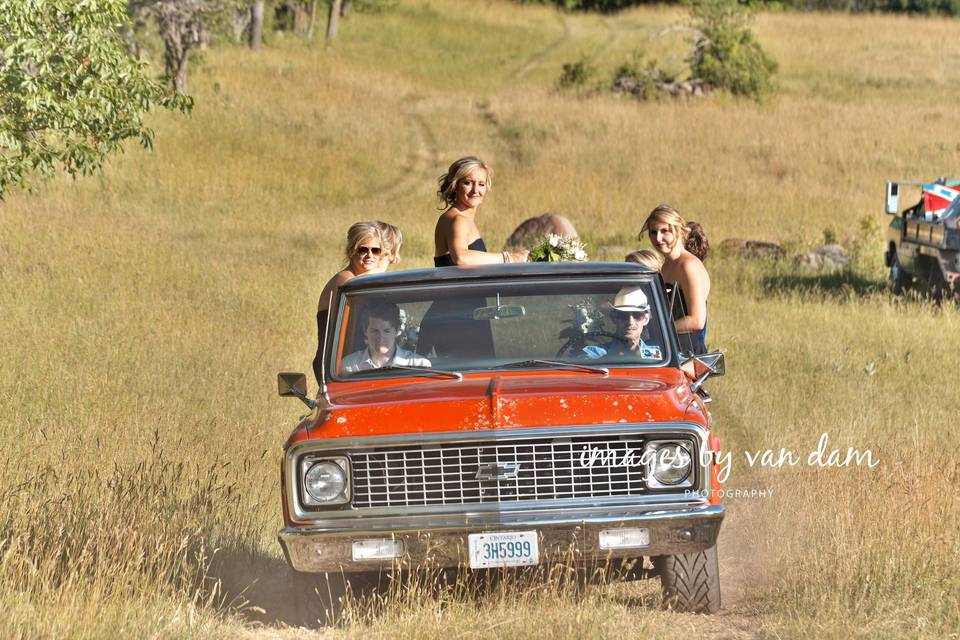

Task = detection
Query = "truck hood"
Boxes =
[292,370,704,442]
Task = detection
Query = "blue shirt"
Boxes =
[582,339,663,362]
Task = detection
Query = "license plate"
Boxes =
[468,531,539,569]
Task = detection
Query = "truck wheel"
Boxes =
[889,256,907,295]
[927,268,946,305]
[654,544,721,614]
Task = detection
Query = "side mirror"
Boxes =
[694,352,725,377]
[682,352,725,393]
[278,372,316,409]
[886,182,900,215]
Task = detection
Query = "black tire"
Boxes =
[927,267,946,306]
[889,255,908,295]
[654,544,721,614]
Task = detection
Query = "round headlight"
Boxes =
[650,443,692,485]
[304,461,346,502]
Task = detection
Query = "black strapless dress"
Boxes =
[421,238,494,361]
[434,238,487,267]
[666,284,708,355]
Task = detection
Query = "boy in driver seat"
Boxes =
[342,301,432,373]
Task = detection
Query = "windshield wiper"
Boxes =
[348,365,463,381]
[492,359,609,376]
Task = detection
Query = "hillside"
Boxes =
[2,1,959,637]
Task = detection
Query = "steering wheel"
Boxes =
[556,330,632,358]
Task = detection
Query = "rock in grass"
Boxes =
[794,244,850,272]
[720,238,784,259]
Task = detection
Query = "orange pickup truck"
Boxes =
[277,262,726,614]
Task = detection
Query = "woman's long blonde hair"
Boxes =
[376,221,403,264]
[437,156,493,209]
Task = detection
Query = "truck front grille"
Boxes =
[350,435,651,508]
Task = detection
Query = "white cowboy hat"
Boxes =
[612,286,650,313]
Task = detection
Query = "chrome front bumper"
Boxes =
[278,502,724,573]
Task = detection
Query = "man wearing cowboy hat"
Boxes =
[582,286,663,361]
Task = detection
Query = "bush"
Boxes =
[788,0,960,13]
[823,226,838,245]
[689,0,778,100]
[595,0,775,102]
[557,57,597,89]
[523,0,661,12]
[609,51,682,100]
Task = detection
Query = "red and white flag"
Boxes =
[922,183,960,216]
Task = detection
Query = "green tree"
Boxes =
[688,0,777,100]
[0,0,190,198]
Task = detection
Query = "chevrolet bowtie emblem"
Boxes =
[475,462,521,481]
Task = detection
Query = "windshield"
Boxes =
[330,277,671,379]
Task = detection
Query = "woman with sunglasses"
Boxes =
[313,222,385,385]
[641,204,710,354]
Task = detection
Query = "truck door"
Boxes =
[902,202,923,273]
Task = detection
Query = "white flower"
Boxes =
[530,235,589,262]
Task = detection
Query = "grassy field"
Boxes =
[2,1,960,637]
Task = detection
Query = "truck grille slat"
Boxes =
[351,435,649,508]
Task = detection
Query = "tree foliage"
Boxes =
[567,0,777,101]
[0,0,190,198]
[688,0,777,100]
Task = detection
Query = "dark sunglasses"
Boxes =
[356,246,382,257]
[613,309,650,320]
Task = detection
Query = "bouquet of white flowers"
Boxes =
[528,234,588,262]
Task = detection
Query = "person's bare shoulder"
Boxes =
[450,211,474,230]
[319,269,353,310]
[436,209,467,237]
[679,252,708,278]
[439,208,466,223]
[331,270,354,286]
[678,252,710,297]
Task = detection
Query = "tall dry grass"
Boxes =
[708,256,960,637]
[2,0,960,637]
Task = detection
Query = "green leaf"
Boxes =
[0,0,188,198]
